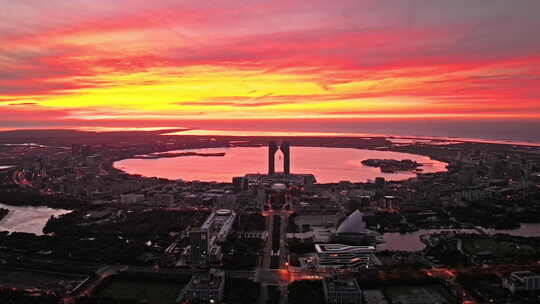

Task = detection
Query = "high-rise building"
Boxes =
[281,141,291,174]
[268,141,278,175]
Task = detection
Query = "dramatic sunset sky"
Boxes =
[1,0,539,129]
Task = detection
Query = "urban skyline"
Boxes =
[1,1,540,304]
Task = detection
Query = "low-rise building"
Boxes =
[315,244,380,271]
[186,209,236,265]
[120,193,145,204]
[151,193,174,205]
[287,226,335,242]
[237,230,268,240]
[503,271,540,294]
[294,211,343,232]
[323,276,363,304]
[177,270,225,304]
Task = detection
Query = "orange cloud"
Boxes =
[0,0,539,128]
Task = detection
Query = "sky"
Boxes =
[1,0,540,129]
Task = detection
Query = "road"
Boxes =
[62,265,127,303]
[426,268,476,304]
[257,283,269,304]
[261,211,275,269]
[257,209,291,304]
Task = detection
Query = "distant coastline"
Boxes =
[132,151,226,159]
[2,127,540,148]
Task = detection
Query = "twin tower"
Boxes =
[268,141,290,175]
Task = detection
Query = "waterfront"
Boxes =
[378,223,540,251]
[114,146,447,183]
[0,203,71,235]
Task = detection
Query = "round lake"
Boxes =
[114,146,447,183]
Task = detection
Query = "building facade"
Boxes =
[315,244,380,271]
[323,277,363,304]
[503,271,540,294]
[189,228,209,265]
[178,270,225,304]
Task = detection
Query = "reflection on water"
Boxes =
[114,146,447,183]
[378,224,540,251]
[0,203,71,235]
[378,229,475,251]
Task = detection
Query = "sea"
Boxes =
[160,118,540,146]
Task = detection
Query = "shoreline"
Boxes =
[106,132,539,178]
[2,128,540,148]
[159,130,540,148]
[112,145,449,183]
[132,151,226,160]
[0,191,83,210]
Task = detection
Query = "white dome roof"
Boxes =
[336,210,368,234]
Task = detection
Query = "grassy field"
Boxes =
[384,285,449,304]
[96,278,185,304]
[0,268,88,293]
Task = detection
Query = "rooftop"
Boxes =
[189,271,224,290]
[324,277,361,293]
[336,210,368,234]
[316,244,376,254]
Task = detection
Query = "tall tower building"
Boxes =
[268,141,278,175]
[280,141,291,174]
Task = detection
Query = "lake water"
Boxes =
[114,146,447,183]
[378,223,540,251]
[0,203,71,235]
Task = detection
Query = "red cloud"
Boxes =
[1,0,539,124]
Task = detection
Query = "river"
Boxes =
[378,223,540,251]
[0,203,71,235]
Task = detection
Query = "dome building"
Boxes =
[332,210,380,245]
